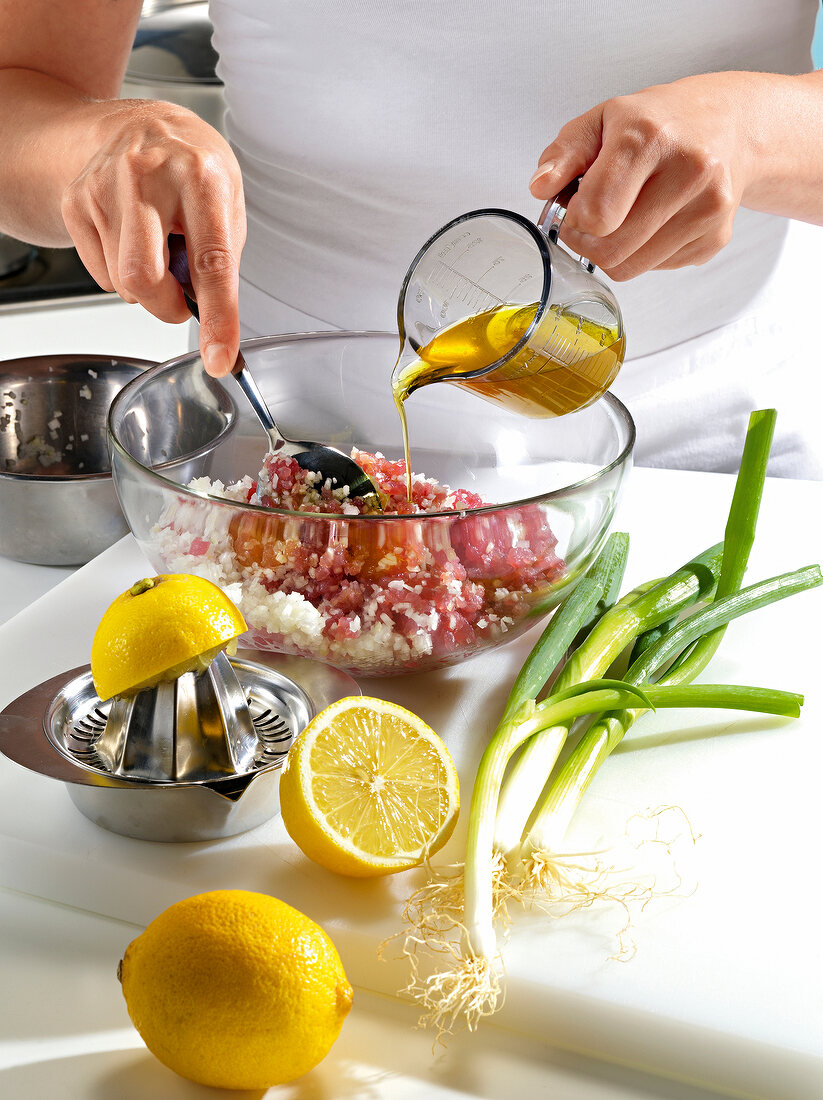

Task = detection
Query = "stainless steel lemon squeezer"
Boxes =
[0,650,357,842]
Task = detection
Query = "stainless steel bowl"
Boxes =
[0,353,235,566]
[121,1,226,136]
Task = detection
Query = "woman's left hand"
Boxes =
[529,73,760,280]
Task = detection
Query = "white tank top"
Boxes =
[209,0,822,478]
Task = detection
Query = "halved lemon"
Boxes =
[279,697,460,877]
[90,574,246,701]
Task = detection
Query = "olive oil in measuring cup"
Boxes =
[393,300,624,416]
[391,187,625,498]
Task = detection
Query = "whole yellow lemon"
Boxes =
[118,889,353,1089]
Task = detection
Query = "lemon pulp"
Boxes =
[280,696,460,877]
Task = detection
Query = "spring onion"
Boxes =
[399,410,822,1035]
[411,670,808,1033]
[493,541,724,857]
[520,565,821,859]
[511,408,777,864]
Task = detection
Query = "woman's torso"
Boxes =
[209,0,822,476]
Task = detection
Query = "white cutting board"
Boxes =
[1,466,821,1099]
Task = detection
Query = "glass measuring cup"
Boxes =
[392,181,625,419]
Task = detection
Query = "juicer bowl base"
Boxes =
[0,651,359,842]
[65,767,282,842]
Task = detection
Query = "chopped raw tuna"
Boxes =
[153,450,566,675]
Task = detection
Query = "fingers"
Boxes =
[67,219,115,294]
[650,212,735,271]
[530,80,743,280]
[532,99,664,243]
[59,103,246,370]
[564,185,734,280]
[559,161,705,273]
[185,236,242,377]
[62,175,118,294]
[529,104,604,203]
[118,203,190,323]
[530,103,659,240]
[564,118,659,239]
[66,184,191,318]
[181,175,246,377]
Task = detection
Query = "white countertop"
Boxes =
[0,557,75,626]
[0,535,727,1100]
[1,293,192,365]
[0,882,720,1100]
[3,297,822,1098]
[2,468,822,1100]
[0,544,721,1100]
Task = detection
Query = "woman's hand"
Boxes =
[529,73,762,281]
[1,0,244,376]
[61,99,246,376]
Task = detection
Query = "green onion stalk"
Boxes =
[424,673,805,1033]
[402,409,822,1034]
[455,556,818,1020]
[520,564,821,862]
[517,407,781,864]
[493,541,724,859]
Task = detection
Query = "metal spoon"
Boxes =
[167,235,382,509]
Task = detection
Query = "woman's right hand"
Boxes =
[61,99,246,377]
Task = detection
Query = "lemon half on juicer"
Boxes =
[90,574,246,701]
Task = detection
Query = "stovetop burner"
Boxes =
[0,234,37,279]
[0,232,107,309]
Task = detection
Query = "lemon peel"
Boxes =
[90,573,246,700]
[118,889,352,1090]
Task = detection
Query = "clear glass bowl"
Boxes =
[108,331,634,677]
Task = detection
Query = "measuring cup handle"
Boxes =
[537,178,596,274]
